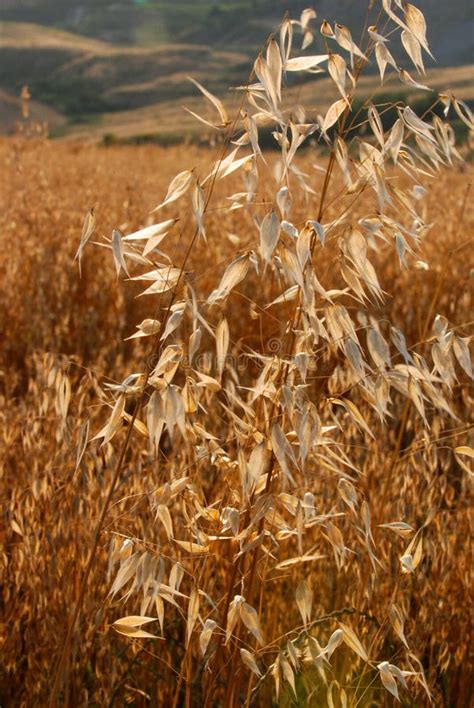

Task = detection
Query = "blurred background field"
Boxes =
[0,137,472,705]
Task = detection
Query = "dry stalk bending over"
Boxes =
[45,2,474,705]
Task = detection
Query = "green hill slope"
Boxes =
[0,1,472,138]
[1,0,473,65]
[0,22,247,121]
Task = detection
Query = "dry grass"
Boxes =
[1,5,473,707]
[1,137,472,706]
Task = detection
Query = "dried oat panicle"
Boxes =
[30,3,473,706]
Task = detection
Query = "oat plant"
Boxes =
[51,3,473,705]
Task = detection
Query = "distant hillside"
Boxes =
[1,1,473,64]
[0,1,472,138]
[0,22,247,119]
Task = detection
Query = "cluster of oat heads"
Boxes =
[75,3,473,705]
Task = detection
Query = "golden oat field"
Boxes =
[1,5,473,708]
